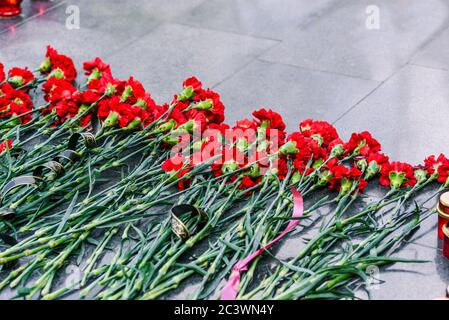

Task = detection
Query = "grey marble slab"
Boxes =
[262,0,449,81]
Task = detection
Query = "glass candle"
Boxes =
[0,0,22,17]
[437,192,449,240]
[443,223,449,259]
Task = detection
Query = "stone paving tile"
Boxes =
[364,240,449,300]
[412,26,449,72]
[177,0,339,40]
[0,19,127,70]
[105,23,278,104]
[213,59,379,132]
[0,0,207,70]
[0,0,63,33]
[262,0,449,81]
[334,64,449,165]
[40,0,206,43]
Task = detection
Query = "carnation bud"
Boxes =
[193,99,213,111]
[246,164,260,178]
[330,144,345,158]
[356,158,368,172]
[389,171,406,189]
[87,68,102,83]
[414,169,427,184]
[177,120,195,134]
[177,86,194,101]
[134,98,147,109]
[162,136,180,146]
[364,160,380,180]
[121,85,133,102]
[312,159,324,169]
[48,68,64,80]
[103,111,119,127]
[38,58,51,73]
[318,170,332,186]
[105,83,116,97]
[7,76,24,88]
[155,119,176,133]
[259,120,270,129]
[126,118,142,131]
[279,140,298,155]
[291,171,302,185]
[339,177,353,195]
[311,134,323,147]
[445,177,449,187]
[222,161,239,174]
[257,140,270,153]
[236,138,248,152]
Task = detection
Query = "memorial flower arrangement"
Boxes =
[0,46,446,300]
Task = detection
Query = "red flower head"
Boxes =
[379,161,417,189]
[83,57,111,82]
[438,162,449,186]
[161,154,191,190]
[328,138,346,158]
[97,96,141,128]
[42,78,77,103]
[253,108,286,131]
[118,77,149,105]
[253,108,286,145]
[424,154,449,179]
[0,140,12,154]
[0,63,5,83]
[345,131,381,156]
[190,89,225,124]
[359,152,390,180]
[239,176,261,190]
[0,87,33,123]
[326,161,368,194]
[39,46,77,82]
[300,119,339,149]
[183,76,202,93]
[281,132,326,162]
[7,67,35,88]
[88,71,123,97]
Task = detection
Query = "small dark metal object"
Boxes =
[170,204,208,240]
[55,149,80,163]
[55,132,97,164]
[0,175,41,221]
[67,132,97,150]
[33,160,65,178]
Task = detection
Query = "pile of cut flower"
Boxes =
[0,46,447,300]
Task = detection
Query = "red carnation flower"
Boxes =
[379,161,417,189]
[7,67,35,88]
[5,89,33,123]
[300,119,339,148]
[83,57,111,76]
[162,153,185,173]
[0,140,12,154]
[253,108,286,131]
[424,154,449,178]
[190,88,225,124]
[39,46,77,82]
[42,78,77,103]
[0,63,5,83]
[183,76,202,93]
[437,161,449,185]
[345,131,381,156]
[239,176,260,190]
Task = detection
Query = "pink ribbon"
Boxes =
[220,186,304,300]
